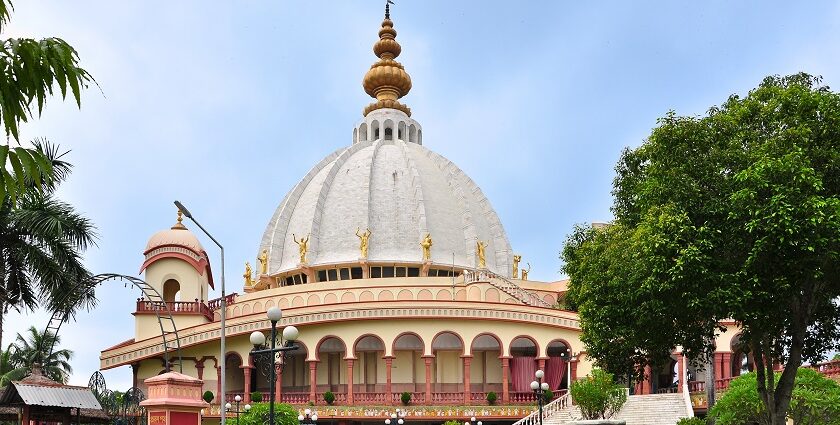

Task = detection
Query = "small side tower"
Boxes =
[135,210,215,340]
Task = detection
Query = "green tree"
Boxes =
[561,73,840,425]
[7,326,73,383]
[0,140,97,352]
[0,0,94,204]
[569,369,627,420]
[710,368,840,425]
[239,402,298,425]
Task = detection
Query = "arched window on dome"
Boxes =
[398,121,406,141]
[384,119,395,140]
[353,128,358,144]
[408,125,417,144]
[417,129,422,145]
[371,120,381,140]
[359,123,368,142]
[163,279,180,302]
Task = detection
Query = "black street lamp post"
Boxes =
[249,307,300,425]
[465,415,483,425]
[224,395,251,425]
[530,369,549,425]
[298,407,318,425]
[384,408,406,425]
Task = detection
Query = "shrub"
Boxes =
[709,368,840,425]
[401,391,412,406]
[570,369,627,420]
[323,391,335,405]
[542,388,554,403]
[486,391,497,405]
[202,390,214,403]
[443,421,462,425]
[250,391,263,402]
[676,418,705,425]
[239,402,298,425]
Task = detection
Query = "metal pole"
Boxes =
[174,201,227,424]
[269,321,277,425]
[538,376,543,425]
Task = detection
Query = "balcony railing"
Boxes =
[207,293,237,310]
[219,390,566,406]
[135,299,213,321]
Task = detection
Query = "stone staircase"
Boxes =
[540,393,692,425]
[463,269,553,308]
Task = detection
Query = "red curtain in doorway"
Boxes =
[510,357,537,392]
[545,357,567,390]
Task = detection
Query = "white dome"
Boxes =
[259,112,512,277]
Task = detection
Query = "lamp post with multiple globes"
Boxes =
[249,307,300,425]
[530,369,550,425]
[384,408,406,425]
[298,408,318,425]
[224,395,251,425]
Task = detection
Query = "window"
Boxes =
[395,267,406,277]
[327,269,338,281]
[285,276,294,286]
[371,267,382,278]
[340,268,350,280]
[317,270,328,282]
[382,267,395,278]
[407,267,420,277]
[351,267,363,279]
[385,128,393,140]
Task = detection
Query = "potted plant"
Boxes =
[401,391,412,406]
[486,391,497,405]
[202,390,214,403]
[569,369,628,424]
[323,391,335,405]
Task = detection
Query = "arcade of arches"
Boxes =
[209,332,574,405]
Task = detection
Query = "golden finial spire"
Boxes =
[172,209,187,230]
[362,1,412,116]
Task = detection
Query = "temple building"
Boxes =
[99,6,753,423]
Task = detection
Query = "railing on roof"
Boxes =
[135,299,214,321]
[207,293,237,310]
[464,269,553,308]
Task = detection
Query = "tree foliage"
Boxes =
[710,368,840,425]
[561,73,840,425]
[239,402,298,425]
[569,369,627,420]
[0,140,96,352]
[0,0,94,202]
[3,325,74,383]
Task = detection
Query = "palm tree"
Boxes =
[0,139,97,352]
[6,326,73,383]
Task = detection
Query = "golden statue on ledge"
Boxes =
[258,249,268,275]
[521,262,531,280]
[476,240,487,268]
[513,254,521,278]
[356,227,372,258]
[243,261,254,286]
[293,233,309,264]
[420,233,433,261]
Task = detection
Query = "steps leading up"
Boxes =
[543,393,692,425]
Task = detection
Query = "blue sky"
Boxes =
[4,1,840,389]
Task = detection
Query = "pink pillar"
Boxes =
[308,361,318,403]
[275,364,283,402]
[641,365,652,395]
[216,366,222,400]
[423,355,433,405]
[384,356,394,405]
[501,356,510,403]
[714,352,724,384]
[195,360,205,380]
[243,366,253,403]
[537,357,547,374]
[676,353,685,393]
[346,359,355,404]
[571,359,578,382]
[722,353,732,379]
[462,355,472,405]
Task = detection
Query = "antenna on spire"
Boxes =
[385,0,394,19]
